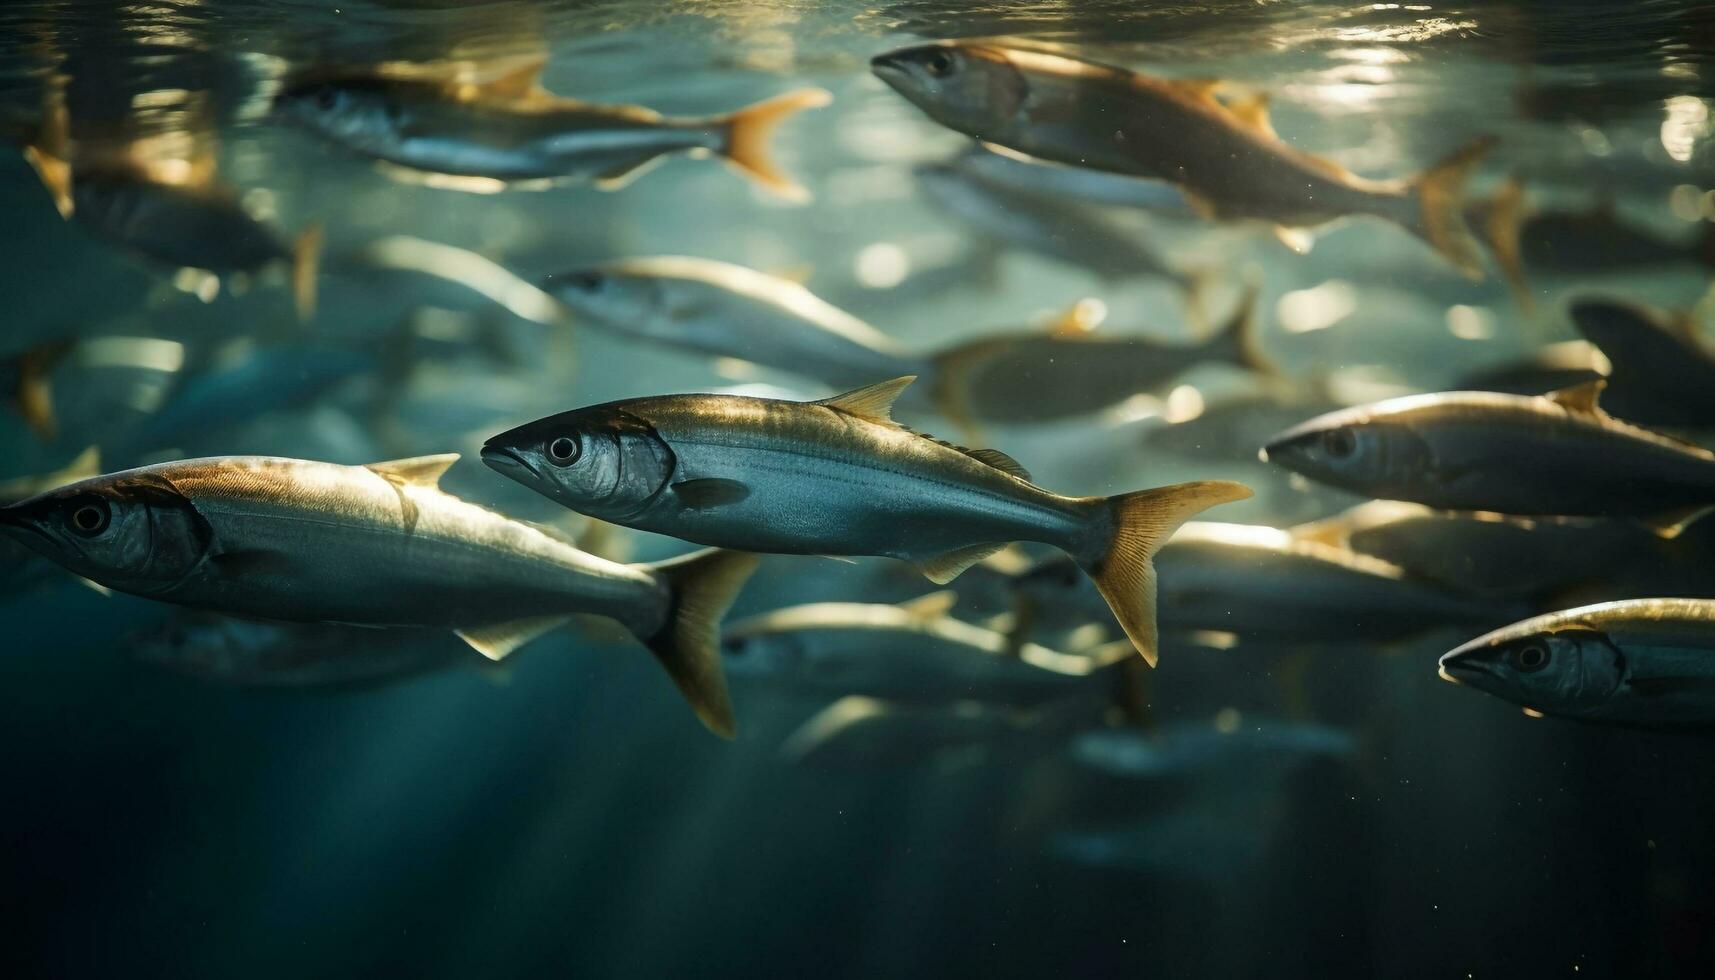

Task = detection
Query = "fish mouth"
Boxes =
[0,505,53,547]
[869,54,910,86]
[1437,640,1493,687]
[479,444,537,482]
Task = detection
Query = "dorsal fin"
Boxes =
[1220,91,1276,138]
[899,590,958,623]
[1160,77,1225,102]
[1546,378,1606,416]
[1047,298,1105,338]
[367,453,459,487]
[815,376,915,424]
[964,447,1032,481]
[466,56,546,100]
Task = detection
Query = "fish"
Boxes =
[1567,297,1715,428]
[1292,501,1673,603]
[943,142,1197,217]
[1474,177,1715,304]
[0,453,756,736]
[1011,521,1519,647]
[722,591,1127,706]
[1070,719,1356,781]
[871,40,1494,275]
[1452,340,1608,397]
[132,613,481,690]
[275,58,831,200]
[482,376,1253,665]
[914,154,1208,304]
[22,86,321,318]
[778,694,1072,769]
[542,256,924,391]
[124,345,377,454]
[929,286,1268,434]
[1262,380,1715,536]
[1439,599,1715,730]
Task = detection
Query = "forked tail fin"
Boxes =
[721,88,832,203]
[1073,481,1253,666]
[642,548,760,738]
[1203,275,1273,376]
[1478,175,1531,311]
[1409,134,1497,280]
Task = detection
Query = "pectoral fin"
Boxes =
[915,542,1006,585]
[671,478,751,510]
[456,616,568,661]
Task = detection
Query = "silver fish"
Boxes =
[1293,501,1674,602]
[0,453,755,735]
[132,613,478,690]
[929,287,1267,432]
[779,694,1068,769]
[1262,380,1715,536]
[871,40,1493,275]
[1440,599,1715,729]
[914,156,1201,292]
[543,256,924,391]
[275,59,830,200]
[723,591,1126,706]
[482,376,1252,665]
[1013,521,1518,646]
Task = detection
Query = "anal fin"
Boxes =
[1639,505,1714,540]
[915,542,1006,585]
[456,616,569,661]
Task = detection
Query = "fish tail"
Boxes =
[1206,273,1274,376]
[926,345,990,445]
[1407,134,1496,279]
[641,548,759,738]
[1178,264,1218,335]
[720,88,832,203]
[1479,174,1532,312]
[291,221,324,322]
[1072,481,1253,666]
[11,339,72,440]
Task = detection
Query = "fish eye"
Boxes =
[547,434,581,466]
[925,50,956,77]
[565,272,604,293]
[1321,428,1356,458]
[1513,642,1550,673]
[314,86,341,110]
[67,497,110,537]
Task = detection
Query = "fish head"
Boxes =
[543,266,670,333]
[870,42,1027,136]
[482,406,676,520]
[0,469,212,596]
[1261,406,1435,497]
[274,77,403,146]
[1439,617,1625,715]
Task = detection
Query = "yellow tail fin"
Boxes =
[1205,275,1273,376]
[1479,175,1531,312]
[1411,134,1497,279]
[642,548,760,738]
[1076,480,1253,667]
[291,222,323,322]
[721,88,832,203]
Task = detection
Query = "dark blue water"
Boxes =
[2,2,1714,977]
